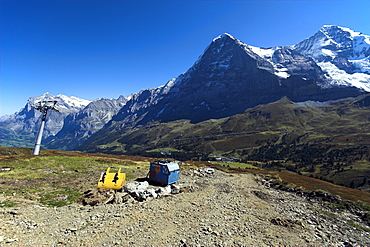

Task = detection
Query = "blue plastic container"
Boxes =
[149,161,180,185]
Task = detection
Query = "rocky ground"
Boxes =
[1,167,370,246]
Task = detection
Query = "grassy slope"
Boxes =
[0,124,35,148]
[79,95,370,192]
[84,96,359,153]
[0,147,156,207]
[205,162,370,206]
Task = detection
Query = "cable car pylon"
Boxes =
[31,100,59,155]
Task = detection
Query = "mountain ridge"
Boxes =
[82,25,366,143]
[1,25,370,152]
[0,93,128,148]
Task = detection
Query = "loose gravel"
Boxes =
[1,168,369,246]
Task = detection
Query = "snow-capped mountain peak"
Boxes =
[320,25,366,41]
[294,25,370,61]
[27,93,91,113]
[291,25,370,91]
[212,33,236,42]
[56,94,91,109]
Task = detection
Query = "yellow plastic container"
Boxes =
[97,167,126,190]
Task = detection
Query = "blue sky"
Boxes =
[1,0,369,116]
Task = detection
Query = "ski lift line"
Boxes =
[31,100,60,112]
[31,100,59,155]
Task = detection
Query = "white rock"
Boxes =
[146,189,158,198]
[204,168,215,174]
[171,185,180,194]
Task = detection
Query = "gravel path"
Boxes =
[1,168,369,246]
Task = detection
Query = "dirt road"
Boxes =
[1,168,369,246]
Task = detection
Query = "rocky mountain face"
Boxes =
[1,92,91,138]
[79,27,368,150]
[0,93,91,147]
[112,33,363,126]
[0,93,127,149]
[293,25,370,90]
[44,96,127,150]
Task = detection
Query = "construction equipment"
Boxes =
[98,167,126,190]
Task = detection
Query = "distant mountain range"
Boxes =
[0,93,127,148]
[1,25,369,153]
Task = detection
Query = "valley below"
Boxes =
[79,95,370,193]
